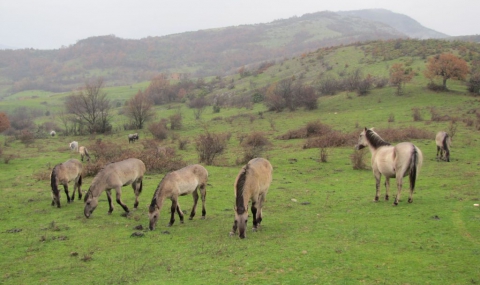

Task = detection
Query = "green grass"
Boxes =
[1,83,480,284]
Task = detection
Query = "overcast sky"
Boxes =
[1,0,478,50]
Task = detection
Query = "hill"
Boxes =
[337,9,448,39]
[0,10,417,97]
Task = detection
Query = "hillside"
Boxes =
[0,10,417,97]
[338,9,448,39]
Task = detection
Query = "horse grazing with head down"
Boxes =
[79,146,91,162]
[435,131,451,162]
[148,164,208,230]
[84,158,146,218]
[50,159,83,208]
[128,133,139,143]
[230,158,273,239]
[355,127,423,205]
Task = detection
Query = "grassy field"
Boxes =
[1,76,479,285]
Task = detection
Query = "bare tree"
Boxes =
[124,90,155,129]
[65,78,112,134]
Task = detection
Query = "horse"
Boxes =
[84,158,146,218]
[229,158,273,239]
[128,133,139,143]
[148,164,208,230]
[79,146,91,162]
[50,159,83,208]
[50,130,56,137]
[69,141,79,152]
[355,127,423,205]
[435,131,451,162]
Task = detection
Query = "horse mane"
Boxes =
[366,129,391,149]
[235,165,249,215]
[150,175,168,211]
[50,164,60,195]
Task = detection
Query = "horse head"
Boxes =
[234,206,248,239]
[83,188,98,218]
[148,198,160,230]
[355,127,369,150]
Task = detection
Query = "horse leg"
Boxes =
[374,172,382,202]
[63,184,71,203]
[106,190,114,214]
[189,188,199,220]
[114,186,130,214]
[251,201,258,231]
[256,193,266,226]
[394,176,403,206]
[176,201,185,224]
[168,198,178,226]
[384,178,390,201]
[132,180,141,209]
[229,220,238,237]
[199,183,207,219]
[436,146,441,159]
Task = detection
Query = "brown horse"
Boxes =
[355,127,423,205]
[79,146,91,162]
[435,131,451,162]
[84,158,146,218]
[230,158,273,239]
[50,159,83,208]
[148,164,208,230]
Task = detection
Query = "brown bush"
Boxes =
[238,132,271,164]
[351,149,368,170]
[412,108,423,121]
[306,121,333,137]
[195,132,228,165]
[148,120,168,140]
[304,131,356,148]
[374,127,433,142]
[19,130,35,146]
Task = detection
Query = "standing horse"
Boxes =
[50,130,56,137]
[128,133,139,143]
[148,164,208,230]
[79,146,91,162]
[230,158,273,239]
[84,158,146,218]
[69,141,79,152]
[355,127,423,205]
[435,131,451,162]
[50,159,83,208]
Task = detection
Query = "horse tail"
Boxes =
[78,173,83,187]
[443,133,450,152]
[409,146,418,191]
[235,165,248,215]
[50,165,59,196]
[139,179,143,194]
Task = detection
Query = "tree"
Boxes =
[389,63,414,95]
[124,90,155,129]
[0,112,10,133]
[424,53,469,90]
[65,78,112,134]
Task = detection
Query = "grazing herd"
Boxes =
[49,129,450,238]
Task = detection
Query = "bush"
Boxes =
[195,132,228,165]
[238,132,271,164]
[19,130,35,146]
[148,120,168,140]
[351,149,368,170]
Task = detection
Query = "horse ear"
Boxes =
[364,127,368,131]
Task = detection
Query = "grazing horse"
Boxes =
[355,127,423,205]
[148,164,208,230]
[69,141,79,152]
[230,158,273,239]
[435,131,451,162]
[79,146,91,162]
[50,159,83,208]
[50,130,56,137]
[128,133,139,143]
[84,158,146,218]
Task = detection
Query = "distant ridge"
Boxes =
[337,9,448,39]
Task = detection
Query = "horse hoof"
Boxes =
[252,228,258,232]
[229,232,235,237]
[385,195,389,201]
[393,202,398,206]
[201,216,206,220]
[408,199,413,203]
[189,217,193,220]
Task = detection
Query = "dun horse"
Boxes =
[230,158,273,239]
[79,146,91,162]
[84,158,146,218]
[435,131,451,162]
[148,164,208,230]
[128,133,139,143]
[355,127,423,205]
[50,159,83,208]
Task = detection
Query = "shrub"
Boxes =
[169,112,183,130]
[195,132,228,165]
[351,149,368,170]
[412,108,423,121]
[148,120,168,140]
[238,132,271,164]
[19,130,35,146]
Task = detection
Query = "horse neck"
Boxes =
[89,178,107,197]
[365,130,390,151]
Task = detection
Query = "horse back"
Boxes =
[60,159,82,182]
[98,158,146,187]
[172,164,208,195]
[243,158,273,195]
[435,132,449,149]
